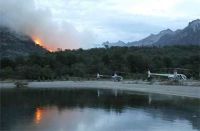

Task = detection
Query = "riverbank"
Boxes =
[1,80,200,98]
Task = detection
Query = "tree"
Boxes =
[0,67,14,79]
[0,58,14,68]
[163,56,173,68]
[126,54,148,73]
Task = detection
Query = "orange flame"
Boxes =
[34,39,43,46]
[32,36,44,46]
[32,36,53,52]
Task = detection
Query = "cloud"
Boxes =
[1,0,199,49]
[51,0,199,43]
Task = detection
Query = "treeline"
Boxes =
[0,45,199,80]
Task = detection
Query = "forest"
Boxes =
[0,45,199,80]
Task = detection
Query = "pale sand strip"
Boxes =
[1,81,200,98]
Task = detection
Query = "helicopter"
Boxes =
[96,72,123,82]
[147,68,187,81]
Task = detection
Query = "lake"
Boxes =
[0,88,200,131]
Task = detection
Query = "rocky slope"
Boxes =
[154,19,200,46]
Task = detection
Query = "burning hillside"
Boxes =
[32,36,43,46]
[31,36,53,52]
[0,26,47,58]
[0,0,92,51]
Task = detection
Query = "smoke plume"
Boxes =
[0,0,91,50]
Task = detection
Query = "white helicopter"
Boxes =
[147,69,187,81]
[97,72,123,81]
[112,73,123,81]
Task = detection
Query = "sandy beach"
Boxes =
[1,80,200,98]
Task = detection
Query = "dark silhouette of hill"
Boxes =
[0,26,47,58]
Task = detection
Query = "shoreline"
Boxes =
[1,80,200,99]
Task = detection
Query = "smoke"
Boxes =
[0,0,92,50]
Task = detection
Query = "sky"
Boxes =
[1,0,200,50]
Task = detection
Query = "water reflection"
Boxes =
[0,88,199,131]
[34,108,43,124]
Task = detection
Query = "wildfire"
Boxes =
[32,36,53,52]
[32,36,43,46]
[34,39,42,46]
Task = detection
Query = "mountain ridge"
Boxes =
[104,19,200,47]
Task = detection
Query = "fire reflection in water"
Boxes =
[34,108,43,124]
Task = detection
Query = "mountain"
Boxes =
[103,40,126,47]
[0,26,48,58]
[127,29,174,46]
[154,19,200,46]
[103,19,200,47]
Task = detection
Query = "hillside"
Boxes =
[0,26,47,58]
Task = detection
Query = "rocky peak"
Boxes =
[187,19,200,32]
[116,40,126,44]
[159,29,173,35]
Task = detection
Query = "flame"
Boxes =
[34,39,42,46]
[32,36,44,46]
[34,108,43,124]
[32,36,53,52]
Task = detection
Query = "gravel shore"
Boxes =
[1,80,200,98]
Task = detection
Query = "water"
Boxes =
[0,88,200,131]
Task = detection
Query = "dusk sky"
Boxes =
[1,0,200,49]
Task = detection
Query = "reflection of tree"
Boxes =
[0,88,199,130]
[0,106,35,130]
[147,95,200,130]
